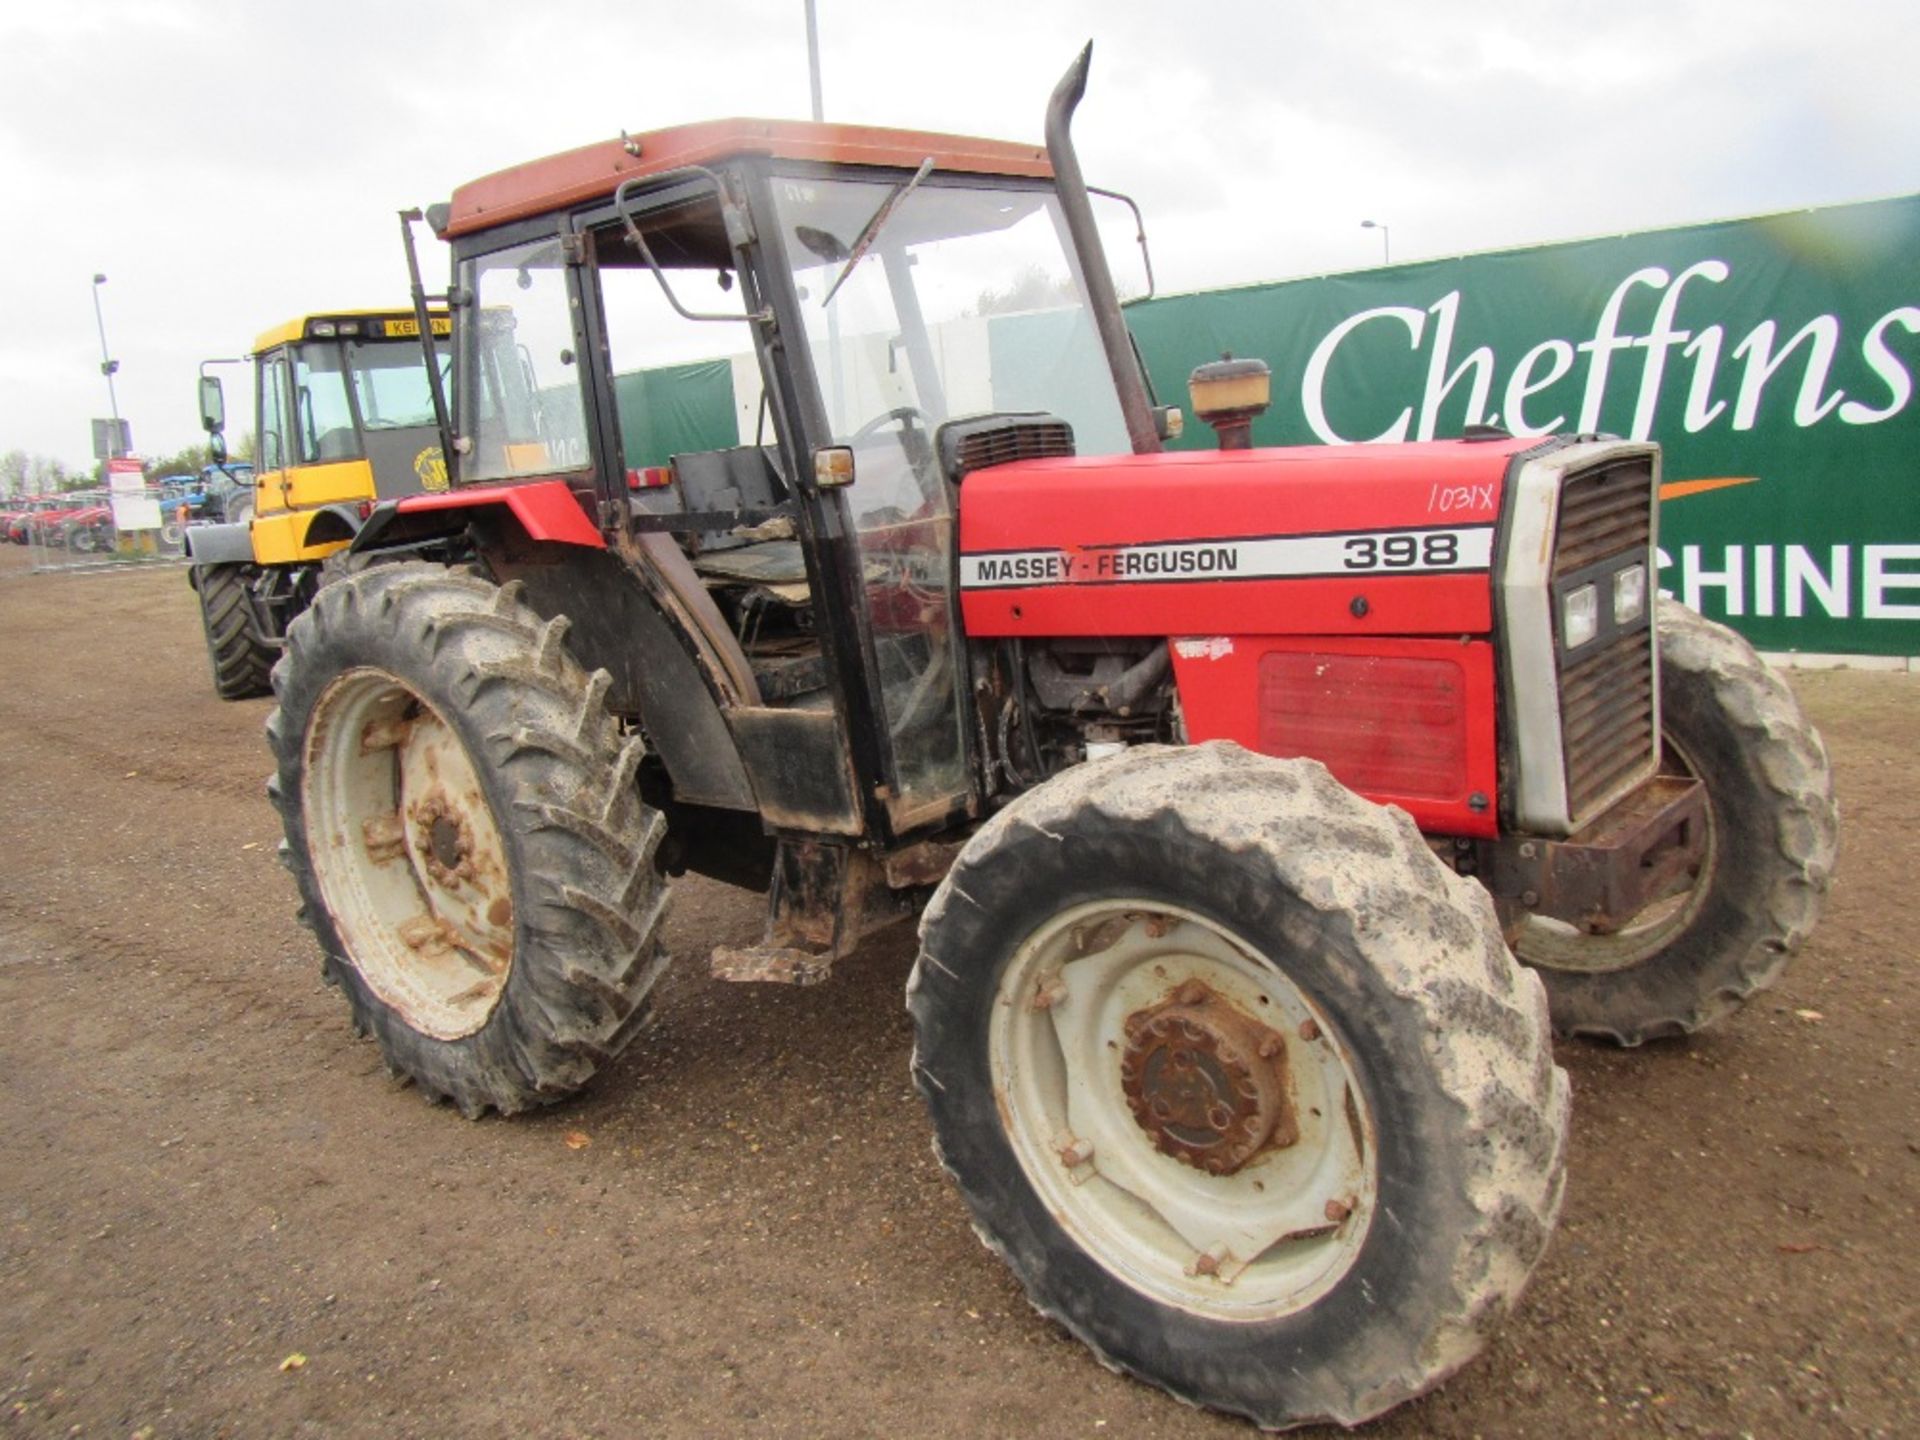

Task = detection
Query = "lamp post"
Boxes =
[803,0,823,121]
[1360,219,1390,265]
[90,273,124,457]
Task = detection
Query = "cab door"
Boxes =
[253,348,293,518]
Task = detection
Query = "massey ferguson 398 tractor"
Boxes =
[267,48,1837,1429]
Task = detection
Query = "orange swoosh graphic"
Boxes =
[1659,476,1759,502]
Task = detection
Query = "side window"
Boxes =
[258,353,289,471]
[293,344,361,464]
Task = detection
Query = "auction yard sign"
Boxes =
[1127,195,1920,656]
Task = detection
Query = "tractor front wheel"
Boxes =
[909,744,1568,1429]
[194,563,275,700]
[268,563,671,1116]
[1514,597,1838,1043]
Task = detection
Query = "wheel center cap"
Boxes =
[1120,979,1297,1175]
[430,815,464,871]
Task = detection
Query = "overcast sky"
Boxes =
[1,0,1912,469]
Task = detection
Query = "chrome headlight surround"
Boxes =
[1497,439,1662,837]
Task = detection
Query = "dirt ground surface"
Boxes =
[0,554,1914,1440]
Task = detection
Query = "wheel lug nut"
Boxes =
[1298,1018,1321,1042]
[1325,1196,1353,1224]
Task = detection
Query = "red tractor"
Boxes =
[267,50,1836,1429]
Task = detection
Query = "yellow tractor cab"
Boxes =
[186,308,449,698]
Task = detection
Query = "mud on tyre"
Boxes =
[908,743,1569,1429]
[1516,597,1839,1044]
[267,562,670,1116]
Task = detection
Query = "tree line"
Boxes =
[0,435,256,498]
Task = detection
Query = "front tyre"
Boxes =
[268,563,671,1116]
[195,563,275,700]
[909,744,1568,1429]
[1516,597,1838,1043]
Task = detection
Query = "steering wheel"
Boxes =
[851,405,931,443]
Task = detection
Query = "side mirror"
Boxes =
[198,375,226,435]
[208,432,228,464]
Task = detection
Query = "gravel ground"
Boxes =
[0,555,1913,1439]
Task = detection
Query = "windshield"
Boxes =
[772,174,1128,486]
[346,336,451,430]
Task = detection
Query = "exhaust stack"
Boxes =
[1045,44,1162,455]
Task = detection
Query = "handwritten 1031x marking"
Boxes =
[960,526,1495,589]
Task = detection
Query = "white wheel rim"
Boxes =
[989,900,1377,1320]
[303,668,515,1040]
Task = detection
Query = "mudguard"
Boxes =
[183,521,256,566]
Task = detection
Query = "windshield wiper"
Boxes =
[821,157,934,307]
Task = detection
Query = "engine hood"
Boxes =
[956,437,1541,638]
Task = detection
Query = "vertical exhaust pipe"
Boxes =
[1046,43,1162,454]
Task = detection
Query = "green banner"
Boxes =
[612,358,738,473]
[1128,195,1920,655]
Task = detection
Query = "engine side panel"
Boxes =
[1171,634,1500,837]
[957,440,1521,638]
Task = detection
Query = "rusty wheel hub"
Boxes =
[1120,980,1298,1175]
[410,792,477,887]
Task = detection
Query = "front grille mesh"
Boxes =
[1561,626,1656,819]
[944,417,1075,483]
[1555,457,1653,577]
[1555,456,1657,824]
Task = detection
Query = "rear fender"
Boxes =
[484,544,758,814]
[183,520,256,566]
[350,480,604,555]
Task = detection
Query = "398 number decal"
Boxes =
[1343,532,1461,570]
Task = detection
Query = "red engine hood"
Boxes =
[956,438,1531,639]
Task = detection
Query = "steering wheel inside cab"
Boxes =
[846,406,940,511]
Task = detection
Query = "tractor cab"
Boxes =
[184,310,453,700]
[197,310,452,559]
[386,107,1156,853]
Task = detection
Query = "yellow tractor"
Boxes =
[187,309,449,697]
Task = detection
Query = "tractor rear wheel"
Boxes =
[195,563,275,700]
[909,743,1568,1429]
[267,563,670,1116]
[1514,598,1838,1043]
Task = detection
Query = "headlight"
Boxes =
[1563,583,1599,649]
[1613,563,1647,626]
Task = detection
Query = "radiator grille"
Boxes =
[1561,626,1656,820]
[1554,456,1657,824]
[1555,456,1653,576]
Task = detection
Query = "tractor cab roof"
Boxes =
[251,309,453,355]
[438,118,1053,241]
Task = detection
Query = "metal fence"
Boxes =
[8,491,194,573]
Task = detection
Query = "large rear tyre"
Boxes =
[909,744,1568,1429]
[195,563,275,700]
[1515,597,1838,1044]
[267,563,671,1117]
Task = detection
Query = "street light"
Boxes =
[90,272,124,457]
[1360,219,1390,265]
[803,0,823,120]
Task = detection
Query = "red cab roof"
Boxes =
[441,118,1052,239]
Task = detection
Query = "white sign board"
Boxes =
[106,458,146,495]
[110,495,162,531]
